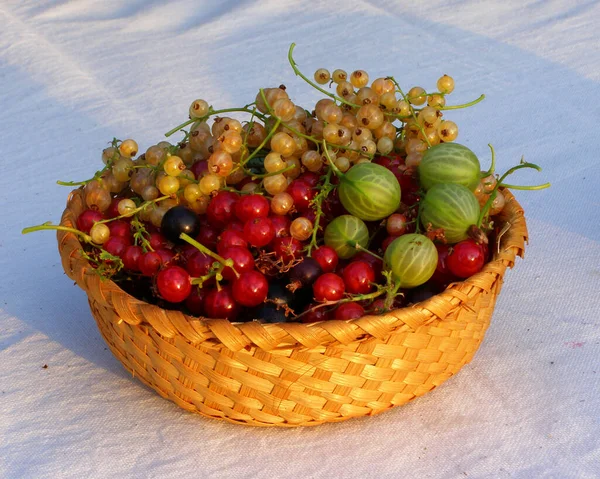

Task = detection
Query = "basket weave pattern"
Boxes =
[57,189,527,427]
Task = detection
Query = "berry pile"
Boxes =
[24,44,548,323]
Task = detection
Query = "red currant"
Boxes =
[148,232,168,250]
[373,154,403,170]
[431,243,454,284]
[156,266,192,303]
[155,248,176,266]
[298,172,320,187]
[122,245,143,271]
[313,273,345,302]
[287,180,315,212]
[300,304,331,323]
[107,219,132,243]
[312,246,338,273]
[272,236,303,263]
[244,217,275,248]
[185,251,214,277]
[386,214,407,236]
[104,236,129,258]
[322,188,347,218]
[232,271,268,307]
[334,302,365,320]
[220,246,255,281]
[234,194,270,223]
[217,229,248,254]
[139,251,163,276]
[185,286,207,316]
[228,219,244,232]
[190,159,208,178]
[352,251,383,279]
[76,210,104,233]
[343,261,375,294]
[270,215,291,238]
[179,244,199,264]
[204,286,239,320]
[206,191,238,227]
[106,197,124,218]
[447,239,486,279]
[196,224,219,249]
[382,235,400,252]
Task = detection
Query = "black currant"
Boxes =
[255,303,289,323]
[160,206,201,243]
[288,258,322,291]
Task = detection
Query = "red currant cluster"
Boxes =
[25,44,548,324]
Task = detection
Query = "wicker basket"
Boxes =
[57,188,527,427]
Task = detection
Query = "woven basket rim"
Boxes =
[57,188,528,352]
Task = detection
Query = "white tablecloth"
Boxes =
[1,1,599,477]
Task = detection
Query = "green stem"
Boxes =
[497,161,542,182]
[481,143,496,177]
[96,195,170,224]
[352,242,384,261]
[288,43,359,108]
[57,140,122,187]
[244,90,282,170]
[306,168,333,256]
[498,182,551,190]
[179,233,239,277]
[22,223,92,243]
[293,289,385,321]
[321,140,344,178]
[414,191,425,233]
[281,120,315,143]
[57,180,88,186]
[131,216,154,252]
[165,107,268,138]
[477,161,549,227]
[191,270,219,286]
[384,280,402,310]
[387,76,431,147]
[252,163,295,179]
[440,94,485,110]
[165,119,195,138]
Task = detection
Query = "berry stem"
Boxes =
[481,143,496,177]
[288,43,359,108]
[57,180,89,187]
[165,107,267,138]
[96,195,170,224]
[387,76,432,147]
[306,167,334,256]
[57,139,121,187]
[179,233,239,277]
[131,216,154,252]
[477,160,550,227]
[191,270,218,286]
[256,86,321,151]
[383,274,402,311]
[165,119,195,138]
[321,140,345,178]
[252,163,295,180]
[440,94,485,110]
[352,242,384,261]
[242,89,282,172]
[414,191,425,234]
[22,223,92,243]
[497,182,551,190]
[293,289,385,321]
